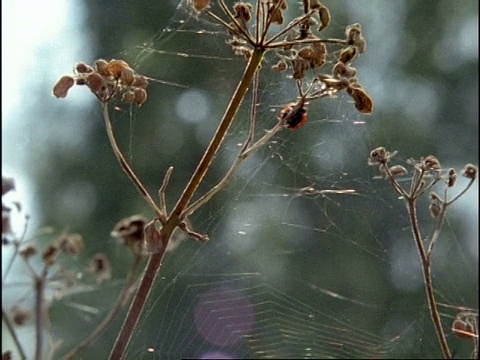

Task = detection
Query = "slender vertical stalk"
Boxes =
[34,276,46,360]
[109,47,265,360]
[406,200,452,359]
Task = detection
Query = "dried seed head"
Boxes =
[121,90,135,104]
[447,168,456,188]
[132,75,149,89]
[272,60,288,72]
[20,245,37,259]
[75,78,87,85]
[86,72,107,94]
[368,147,390,166]
[106,59,130,79]
[134,88,148,106]
[346,23,366,53]
[462,163,477,180]
[292,58,310,80]
[120,67,135,86]
[192,0,210,12]
[268,3,284,25]
[423,155,441,172]
[347,85,374,114]
[42,244,59,265]
[389,165,408,178]
[338,46,357,64]
[318,5,331,31]
[452,316,477,339]
[75,62,93,75]
[11,306,31,326]
[52,75,75,98]
[233,2,253,29]
[429,192,443,218]
[111,215,148,254]
[60,233,83,256]
[90,253,112,284]
[2,177,15,196]
[332,61,357,79]
[94,59,109,76]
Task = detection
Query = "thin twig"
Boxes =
[406,199,452,359]
[109,48,266,360]
[102,104,165,224]
[61,255,143,360]
[34,273,47,360]
[158,167,174,218]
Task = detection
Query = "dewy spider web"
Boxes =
[82,1,478,359]
[39,1,477,359]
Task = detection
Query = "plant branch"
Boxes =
[109,48,265,360]
[406,199,452,359]
[102,104,165,223]
[34,274,46,360]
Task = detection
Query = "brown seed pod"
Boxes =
[347,85,374,114]
[121,90,135,104]
[332,61,357,79]
[368,147,389,166]
[268,3,284,25]
[132,75,149,89]
[318,5,331,31]
[447,168,457,187]
[192,0,210,12]
[20,245,37,259]
[106,59,130,79]
[52,75,75,98]
[338,46,357,64]
[462,163,477,180]
[423,155,441,172]
[60,233,83,256]
[134,88,148,106]
[272,60,288,72]
[452,317,477,339]
[389,165,408,178]
[42,244,59,265]
[94,59,109,76]
[120,67,135,86]
[75,62,93,75]
[86,72,107,94]
[428,192,443,218]
[11,306,31,326]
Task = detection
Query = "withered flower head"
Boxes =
[345,23,366,53]
[389,165,408,178]
[347,84,374,114]
[422,155,441,172]
[59,233,83,256]
[111,214,148,255]
[462,163,477,180]
[20,245,37,259]
[368,147,392,166]
[317,5,331,31]
[447,168,456,188]
[90,253,112,285]
[11,305,31,326]
[52,76,75,98]
[428,192,443,218]
[42,244,59,265]
[192,0,210,12]
[338,46,358,65]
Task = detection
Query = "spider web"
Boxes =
[3,1,476,359]
[100,1,478,359]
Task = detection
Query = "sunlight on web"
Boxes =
[104,1,479,359]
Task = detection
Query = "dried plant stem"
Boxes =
[61,255,143,360]
[2,307,27,360]
[406,199,452,359]
[109,48,265,360]
[102,104,165,223]
[34,275,46,360]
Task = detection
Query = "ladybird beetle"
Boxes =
[279,102,307,130]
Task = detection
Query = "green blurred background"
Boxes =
[2,0,478,359]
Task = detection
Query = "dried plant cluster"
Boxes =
[369,148,478,359]
[2,1,476,359]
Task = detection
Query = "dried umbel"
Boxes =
[111,214,149,255]
[368,147,396,166]
[53,59,149,106]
